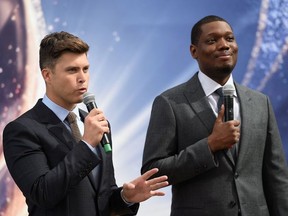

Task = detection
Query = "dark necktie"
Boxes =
[66,112,82,142]
[215,87,223,112]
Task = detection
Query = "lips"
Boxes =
[216,52,233,61]
[78,88,87,93]
[217,50,232,57]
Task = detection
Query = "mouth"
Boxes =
[216,51,232,60]
[78,88,87,94]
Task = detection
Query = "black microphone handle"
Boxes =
[86,101,112,153]
[86,102,97,112]
[223,95,234,122]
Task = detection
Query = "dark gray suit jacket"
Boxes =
[3,99,139,216]
[142,73,288,216]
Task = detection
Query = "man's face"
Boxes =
[190,21,238,84]
[43,52,90,110]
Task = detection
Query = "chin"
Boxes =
[218,64,235,74]
[76,98,84,104]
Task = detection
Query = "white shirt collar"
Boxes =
[198,70,237,97]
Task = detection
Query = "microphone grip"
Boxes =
[223,95,234,122]
[86,102,96,113]
[101,133,112,153]
[86,101,112,153]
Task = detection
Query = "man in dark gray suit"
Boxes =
[141,15,288,216]
[3,31,168,216]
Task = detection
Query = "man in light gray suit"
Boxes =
[141,15,288,216]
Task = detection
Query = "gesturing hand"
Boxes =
[121,168,168,203]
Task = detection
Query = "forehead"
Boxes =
[200,21,233,37]
[56,52,89,66]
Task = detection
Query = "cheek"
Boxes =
[231,43,238,53]
[53,77,72,90]
[84,73,90,85]
[201,46,215,57]
[232,46,238,60]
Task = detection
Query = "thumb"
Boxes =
[216,104,224,122]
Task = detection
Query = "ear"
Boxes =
[41,68,52,83]
[190,44,198,59]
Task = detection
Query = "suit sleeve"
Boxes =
[262,97,288,215]
[141,95,217,185]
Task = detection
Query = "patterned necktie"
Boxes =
[66,112,82,142]
[215,87,223,112]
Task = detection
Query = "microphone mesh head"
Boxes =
[83,92,95,105]
[223,84,235,96]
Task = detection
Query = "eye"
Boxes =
[206,38,216,44]
[83,67,89,73]
[226,35,235,42]
[68,68,77,73]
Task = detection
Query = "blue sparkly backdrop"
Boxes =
[0,0,288,215]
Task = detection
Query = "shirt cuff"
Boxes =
[120,189,135,206]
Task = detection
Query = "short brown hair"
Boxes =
[39,31,89,70]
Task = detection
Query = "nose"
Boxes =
[218,38,229,49]
[78,70,87,83]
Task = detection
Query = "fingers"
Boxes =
[89,108,105,121]
[234,130,241,143]
[149,180,169,191]
[232,121,241,142]
[83,108,109,146]
[129,168,168,191]
[141,168,160,180]
[145,173,169,195]
[150,191,166,196]
[146,175,168,187]
[88,108,109,129]
[227,122,240,147]
[122,169,169,203]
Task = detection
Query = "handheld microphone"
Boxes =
[223,84,235,122]
[83,92,112,153]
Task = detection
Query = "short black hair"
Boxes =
[191,15,231,45]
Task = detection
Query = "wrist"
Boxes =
[121,189,133,204]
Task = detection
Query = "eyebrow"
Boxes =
[65,64,90,70]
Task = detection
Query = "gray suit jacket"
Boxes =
[142,73,288,216]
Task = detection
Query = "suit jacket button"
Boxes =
[234,172,239,179]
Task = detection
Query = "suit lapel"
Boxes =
[47,124,75,150]
[34,100,74,150]
[234,83,252,166]
[183,73,216,133]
